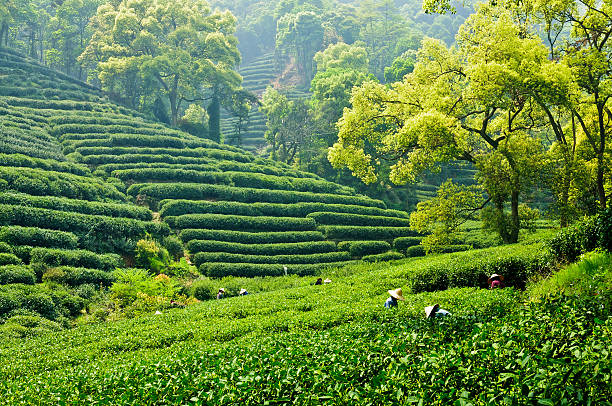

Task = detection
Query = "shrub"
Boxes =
[30,248,122,271]
[129,183,386,208]
[12,246,33,263]
[0,226,78,249]
[0,253,23,266]
[163,236,184,261]
[0,153,89,176]
[179,229,325,244]
[194,251,351,268]
[393,237,422,252]
[319,226,419,241]
[438,244,472,254]
[160,200,406,219]
[135,239,170,274]
[187,240,337,256]
[408,244,550,293]
[42,266,115,287]
[362,251,404,263]
[0,265,36,285]
[337,241,391,257]
[0,204,167,243]
[200,262,349,278]
[406,245,426,257]
[307,212,411,227]
[548,217,598,263]
[0,167,124,201]
[0,283,84,320]
[0,192,152,220]
[75,146,252,163]
[167,214,317,232]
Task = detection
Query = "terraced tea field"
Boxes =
[0,47,426,279]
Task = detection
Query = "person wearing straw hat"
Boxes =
[384,288,405,308]
[216,288,225,300]
[323,278,332,284]
[239,288,249,296]
[424,303,451,318]
[488,274,505,289]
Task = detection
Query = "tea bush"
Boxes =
[129,183,385,208]
[166,214,317,232]
[0,253,22,266]
[307,212,411,227]
[187,240,337,256]
[194,251,351,267]
[337,241,391,257]
[409,243,551,293]
[42,266,115,287]
[30,248,122,271]
[0,265,36,285]
[320,225,419,240]
[0,192,151,220]
[393,236,422,252]
[160,200,406,219]
[179,229,325,244]
[0,226,78,249]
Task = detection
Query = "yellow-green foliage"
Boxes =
[528,251,612,300]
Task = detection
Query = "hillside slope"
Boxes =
[0,47,421,278]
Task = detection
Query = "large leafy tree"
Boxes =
[276,11,324,87]
[329,6,549,243]
[310,42,372,144]
[261,87,317,164]
[45,0,100,79]
[424,0,612,211]
[80,0,241,126]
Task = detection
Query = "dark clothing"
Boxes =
[314,279,323,285]
[384,296,398,308]
[216,293,224,300]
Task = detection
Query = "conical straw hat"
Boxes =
[388,288,405,301]
[425,304,440,318]
[488,274,504,283]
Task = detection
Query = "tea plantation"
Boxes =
[0,239,610,405]
[0,46,428,281]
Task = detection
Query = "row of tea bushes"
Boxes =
[179,229,326,244]
[0,192,151,220]
[160,200,407,219]
[319,226,419,241]
[0,166,125,202]
[0,154,89,176]
[166,214,317,232]
[0,226,78,249]
[194,250,351,268]
[74,146,252,164]
[112,169,351,195]
[186,240,337,256]
[29,248,122,271]
[0,265,36,285]
[408,243,550,292]
[307,212,411,227]
[201,261,354,277]
[129,183,385,208]
[337,240,391,257]
[0,204,168,241]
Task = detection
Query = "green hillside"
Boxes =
[221,52,312,153]
[0,47,423,281]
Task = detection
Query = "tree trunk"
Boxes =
[509,190,520,243]
[169,76,179,127]
[208,92,221,143]
[0,23,7,46]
